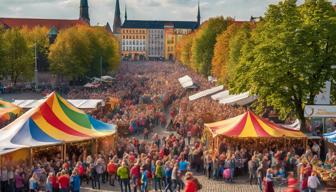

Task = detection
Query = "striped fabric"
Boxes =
[205,111,306,138]
[0,100,21,124]
[324,130,336,143]
[4,92,116,147]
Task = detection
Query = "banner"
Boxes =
[304,105,336,118]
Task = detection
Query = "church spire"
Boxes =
[125,4,128,21]
[80,0,90,24]
[197,0,201,26]
[113,0,122,34]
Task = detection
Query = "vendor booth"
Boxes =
[203,110,307,153]
[0,92,117,165]
[0,99,21,126]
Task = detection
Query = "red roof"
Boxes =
[0,18,88,30]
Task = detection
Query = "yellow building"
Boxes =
[113,0,201,61]
[121,28,148,60]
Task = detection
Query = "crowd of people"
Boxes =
[1,61,335,192]
[67,61,245,139]
[0,133,205,192]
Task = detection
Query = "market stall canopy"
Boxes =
[189,85,224,101]
[219,92,257,106]
[178,75,194,89]
[205,110,306,138]
[211,90,230,101]
[13,99,103,109]
[324,131,336,143]
[0,99,21,123]
[0,92,116,153]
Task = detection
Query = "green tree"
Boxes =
[49,25,120,80]
[49,26,91,80]
[231,0,336,130]
[21,26,49,71]
[3,28,34,85]
[227,24,252,85]
[192,17,229,76]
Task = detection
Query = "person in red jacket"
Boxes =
[184,172,198,192]
[58,170,70,192]
[107,159,118,186]
[284,172,300,192]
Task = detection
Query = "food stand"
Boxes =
[203,110,307,154]
[0,92,117,164]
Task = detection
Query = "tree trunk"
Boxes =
[296,102,306,132]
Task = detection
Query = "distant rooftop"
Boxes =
[0,17,88,30]
[122,20,199,29]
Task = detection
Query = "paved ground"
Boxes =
[80,174,287,192]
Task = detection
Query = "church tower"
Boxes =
[113,0,122,34]
[197,1,201,27]
[125,4,128,21]
[80,0,90,24]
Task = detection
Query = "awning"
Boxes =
[324,130,336,143]
[13,99,103,109]
[219,92,256,105]
[178,75,194,89]
[189,85,224,101]
[205,110,306,138]
[211,90,230,101]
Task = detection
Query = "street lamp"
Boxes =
[34,42,38,91]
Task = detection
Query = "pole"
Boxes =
[34,43,38,90]
[100,56,103,78]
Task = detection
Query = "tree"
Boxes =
[227,24,252,85]
[191,17,230,76]
[2,28,34,85]
[49,26,92,80]
[212,23,240,84]
[21,26,49,71]
[230,0,336,130]
[176,33,194,67]
[49,25,120,81]
[0,26,5,79]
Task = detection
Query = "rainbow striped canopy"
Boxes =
[0,92,116,151]
[205,111,306,138]
[0,99,21,124]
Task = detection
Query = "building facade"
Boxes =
[113,0,201,61]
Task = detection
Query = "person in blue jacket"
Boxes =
[70,169,81,192]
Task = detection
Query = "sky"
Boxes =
[1,0,336,26]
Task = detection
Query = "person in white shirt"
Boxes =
[308,172,320,192]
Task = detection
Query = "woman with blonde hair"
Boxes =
[29,173,39,192]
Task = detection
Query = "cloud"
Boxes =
[1,0,336,26]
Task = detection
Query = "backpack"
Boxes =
[193,178,202,190]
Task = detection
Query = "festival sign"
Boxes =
[304,105,336,118]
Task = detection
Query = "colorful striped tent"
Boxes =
[0,92,116,155]
[0,99,21,124]
[324,131,336,143]
[205,110,306,138]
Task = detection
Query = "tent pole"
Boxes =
[64,143,67,161]
[0,154,2,171]
[95,139,99,156]
[29,148,33,167]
